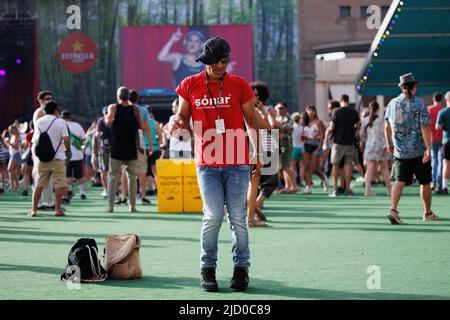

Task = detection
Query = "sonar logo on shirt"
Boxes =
[194,95,232,109]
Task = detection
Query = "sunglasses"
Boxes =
[218,57,230,65]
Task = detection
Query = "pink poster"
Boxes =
[121,25,254,91]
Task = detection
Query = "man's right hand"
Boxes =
[169,117,184,135]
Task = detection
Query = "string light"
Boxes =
[357,0,404,93]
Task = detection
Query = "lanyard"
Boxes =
[205,72,224,119]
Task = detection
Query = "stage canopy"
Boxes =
[356,0,450,97]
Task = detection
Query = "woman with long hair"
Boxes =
[360,101,391,196]
[301,105,328,194]
[7,125,21,191]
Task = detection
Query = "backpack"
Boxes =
[61,238,107,283]
[103,234,143,279]
[35,117,62,162]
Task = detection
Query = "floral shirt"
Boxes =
[385,94,430,159]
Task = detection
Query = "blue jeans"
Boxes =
[432,141,443,187]
[196,165,251,270]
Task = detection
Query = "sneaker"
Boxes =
[435,188,448,195]
[115,198,128,205]
[22,190,28,196]
[337,187,346,195]
[387,209,403,225]
[423,211,439,221]
[0,188,4,194]
[141,197,151,205]
[230,267,249,291]
[80,194,87,200]
[62,198,70,205]
[101,190,107,198]
[200,268,218,292]
[68,190,74,199]
[304,186,312,195]
[329,190,337,197]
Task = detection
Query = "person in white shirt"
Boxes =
[61,111,87,201]
[169,98,192,159]
[30,101,69,217]
[32,91,55,209]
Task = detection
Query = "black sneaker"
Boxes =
[115,198,128,205]
[230,267,249,291]
[22,190,28,196]
[0,188,4,194]
[62,198,70,205]
[436,188,448,195]
[200,268,218,292]
[80,194,87,200]
[68,191,74,199]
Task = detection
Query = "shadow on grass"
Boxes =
[86,274,450,300]
[1,263,448,300]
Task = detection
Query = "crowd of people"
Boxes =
[0,81,449,220]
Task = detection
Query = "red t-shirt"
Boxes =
[428,104,444,143]
[176,71,255,167]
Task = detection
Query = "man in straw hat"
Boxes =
[384,72,439,224]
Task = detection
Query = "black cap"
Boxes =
[61,110,71,119]
[195,37,230,65]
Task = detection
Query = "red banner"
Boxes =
[121,25,254,91]
[57,33,97,73]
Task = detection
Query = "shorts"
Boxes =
[259,173,279,198]
[98,151,110,172]
[147,149,161,176]
[136,150,148,175]
[84,154,92,167]
[395,157,432,186]
[66,160,84,179]
[331,143,355,165]
[279,145,292,169]
[36,159,67,189]
[292,147,304,161]
[10,152,22,164]
[443,142,450,160]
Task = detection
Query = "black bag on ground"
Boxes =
[60,238,107,282]
[35,117,62,162]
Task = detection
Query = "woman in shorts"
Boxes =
[301,106,328,194]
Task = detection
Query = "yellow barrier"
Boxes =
[156,159,183,213]
[156,159,203,213]
[182,160,203,213]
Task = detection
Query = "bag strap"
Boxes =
[44,116,59,133]
[84,245,107,282]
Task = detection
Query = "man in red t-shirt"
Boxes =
[170,37,260,292]
[428,92,444,192]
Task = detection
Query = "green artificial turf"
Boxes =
[0,181,450,300]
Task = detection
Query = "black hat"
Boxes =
[195,37,230,65]
[398,73,419,87]
[61,110,71,119]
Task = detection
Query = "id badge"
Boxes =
[215,119,226,134]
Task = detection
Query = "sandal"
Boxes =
[423,211,439,221]
[387,209,403,225]
[55,212,65,217]
[248,219,268,228]
[255,207,268,222]
[27,211,37,217]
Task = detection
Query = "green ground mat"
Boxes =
[0,182,449,300]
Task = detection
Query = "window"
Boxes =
[339,6,351,18]
[360,6,369,18]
